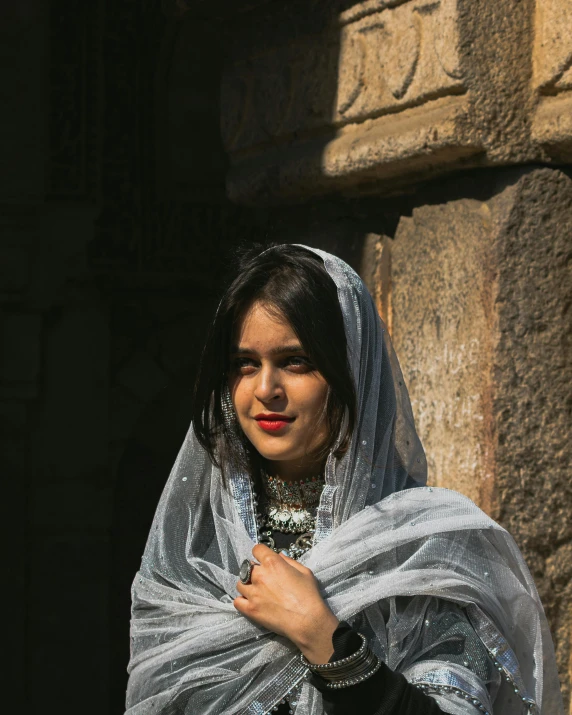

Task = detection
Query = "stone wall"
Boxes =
[392,168,572,711]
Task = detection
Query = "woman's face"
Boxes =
[229,300,329,480]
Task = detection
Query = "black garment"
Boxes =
[271,530,446,715]
[311,622,446,715]
[274,621,445,715]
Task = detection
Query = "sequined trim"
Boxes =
[414,681,491,714]
[406,662,493,714]
[467,604,538,714]
[229,467,258,543]
[239,663,309,715]
[265,680,306,714]
[313,451,337,543]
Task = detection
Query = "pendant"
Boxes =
[252,486,317,560]
[259,532,275,549]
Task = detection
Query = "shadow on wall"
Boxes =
[110,371,196,710]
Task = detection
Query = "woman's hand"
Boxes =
[234,543,339,664]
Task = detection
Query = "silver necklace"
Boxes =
[254,471,325,560]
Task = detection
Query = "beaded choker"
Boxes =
[261,472,324,507]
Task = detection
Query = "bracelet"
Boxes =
[300,632,382,689]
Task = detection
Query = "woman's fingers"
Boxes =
[233,547,327,641]
[233,595,250,615]
[252,543,276,563]
[236,580,251,597]
[277,552,310,574]
[252,544,311,575]
[236,562,260,595]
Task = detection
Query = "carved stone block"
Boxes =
[334,0,464,124]
[532,0,572,160]
[222,0,480,203]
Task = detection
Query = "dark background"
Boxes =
[3,2,380,711]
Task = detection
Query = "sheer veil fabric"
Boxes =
[126,247,563,715]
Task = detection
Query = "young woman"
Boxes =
[125,245,562,715]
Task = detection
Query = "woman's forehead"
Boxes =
[232,301,300,352]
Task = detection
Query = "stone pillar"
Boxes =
[391,168,572,709]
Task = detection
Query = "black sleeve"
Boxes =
[309,622,446,715]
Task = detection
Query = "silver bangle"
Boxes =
[300,632,382,689]
[323,657,382,689]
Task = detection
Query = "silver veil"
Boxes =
[126,247,563,715]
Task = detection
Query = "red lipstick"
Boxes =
[254,413,294,432]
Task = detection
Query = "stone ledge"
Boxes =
[532,93,572,162]
[227,94,482,204]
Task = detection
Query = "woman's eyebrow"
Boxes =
[231,344,305,356]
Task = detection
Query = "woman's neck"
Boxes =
[265,457,325,483]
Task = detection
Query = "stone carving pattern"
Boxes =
[533,0,572,93]
[336,0,465,122]
[222,0,465,154]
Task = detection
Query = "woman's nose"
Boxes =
[254,364,284,403]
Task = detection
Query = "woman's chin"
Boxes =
[256,447,298,463]
[250,439,299,464]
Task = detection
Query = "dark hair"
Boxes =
[192,244,356,485]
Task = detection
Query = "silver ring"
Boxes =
[239,558,254,585]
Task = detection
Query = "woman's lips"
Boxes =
[254,415,294,432]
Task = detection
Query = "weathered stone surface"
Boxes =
[222,0,466,154]
[533,0,572,92]
[227,94,480,204]
[223,0,479,202]
[392,198,496,509]
[532,0,572,160]
[392,168,572,709]
[221,0,555,203]
[360,233,393,334]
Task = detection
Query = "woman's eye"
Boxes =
[233,358,257,373]
[284,356,313,371]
